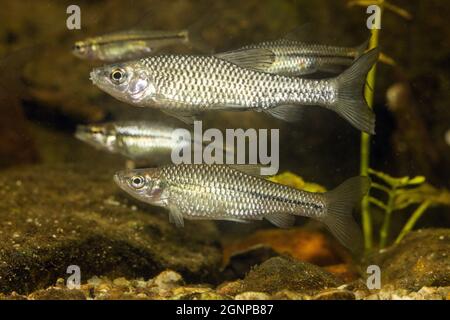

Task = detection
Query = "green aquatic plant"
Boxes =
[348,0,412,251]
[269,171,326,193]
[367,169,450,248]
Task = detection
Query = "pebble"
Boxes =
[153,270,183,290]
[234,292,271,300]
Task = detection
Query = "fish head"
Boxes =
[75,123,118,152]
[114,169,167,205]
[72,40,96,60]
[90,62,154,104]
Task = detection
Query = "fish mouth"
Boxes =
[74,125,103,150]
[113,172,139,199]
[89,70,96,83]
[89,68,102,84]
[74,125,88,141]
[113,172,123,187]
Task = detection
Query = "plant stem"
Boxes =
[361,8,382,252]
[395,201,431,244]
[379,189,394,248]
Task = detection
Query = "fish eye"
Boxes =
[73,43,84,52]
[130,175,146,189]
[110,68,126,84]
[90,126,104,134]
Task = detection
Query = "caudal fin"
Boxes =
[321,176,371,254]
[354,38,370,58]
[332,48,379,134]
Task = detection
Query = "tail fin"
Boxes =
[186,16,215,54]
[321,176,371,254]
[332,48,379,134]
[354,38,370,58]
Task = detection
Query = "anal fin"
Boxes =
[265,214,295,228]
[160,109,200,125]
[218,217,252,223]
[265,105,303,122]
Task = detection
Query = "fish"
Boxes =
[72,25,210,62]
[216,38,369,76]
[89,48,379,134]
[75,121,232,165]
[113,164,371,252]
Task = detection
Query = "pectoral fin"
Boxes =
[168,205,185,227]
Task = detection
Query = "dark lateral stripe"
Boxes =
[95,34,186,46]
[245,190,323,210]
[283,53,355,59]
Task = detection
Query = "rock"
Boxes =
[240,256,342,295]
[28,288,86,300]
[0,292,28,300]
[3,271,448,300]
[362,286,450,300]
[170,286,215,300]
[368,229,450,291]
[152,270,184,290]
[216,280,245,296]
[112,277,130,288]
[271,290,309,300]
[0,164,222,295]
[312,289,355,300]
[196,292,230,300]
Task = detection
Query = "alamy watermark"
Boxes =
[170,121,279,176]
[66,5,81,30]
[367,5,381,30]
[366,264,381,290]
[66,265,81,289]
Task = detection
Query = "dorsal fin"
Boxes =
[228,164,271,177]
[215,48,275,72]
[283,23,315,42]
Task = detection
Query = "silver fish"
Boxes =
[114,164,370,252]
[73,26,209,62]
[75,121,219,165]
[89,48,379,134]
[216,38,368,76]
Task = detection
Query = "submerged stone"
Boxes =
[0,164,222,294]
[368,229,450,291]
[240,256,342,294]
